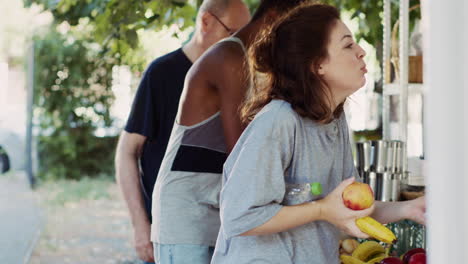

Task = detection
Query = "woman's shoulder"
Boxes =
[242,99,301,139]
[255,99,299,123]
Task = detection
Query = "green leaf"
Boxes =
[124,29,138,49]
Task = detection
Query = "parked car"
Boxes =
[0,129,25,173]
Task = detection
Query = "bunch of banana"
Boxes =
[355,217,397,244]
[340,255,366,264]
[340,240,389,264]
[340,238,360,255]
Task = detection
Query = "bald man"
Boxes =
[115,1,250,263]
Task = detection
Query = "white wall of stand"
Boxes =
[423,0,467,262]
[423,0,466,262]
[383,0,468,262]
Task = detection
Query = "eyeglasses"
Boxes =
[208,11,234,35]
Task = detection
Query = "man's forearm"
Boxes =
[115,143,150,228]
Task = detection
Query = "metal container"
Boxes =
[386,142,396,172]
[385,140,404,173]
[356,141,372,174]
[378,172,393,201]
[366,171,378,200]
[370,140,388,173]
[391,173,402,201]
[355,140,407,202]
[393,141,405,173]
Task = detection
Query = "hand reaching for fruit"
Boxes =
[401,196,426,225]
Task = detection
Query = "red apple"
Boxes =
[342,182,374,210]
[408,253,426,264]
[379,257,404,264]
[402,248,426,264]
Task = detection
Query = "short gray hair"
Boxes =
[199,0,232,16]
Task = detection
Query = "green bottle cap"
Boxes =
[310,182,322,195]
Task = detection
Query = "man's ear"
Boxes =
[200,11,212,34]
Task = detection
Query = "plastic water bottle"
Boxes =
[283,182,322,206]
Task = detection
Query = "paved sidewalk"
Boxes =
[28,177,142,264]
[0,171,42,264]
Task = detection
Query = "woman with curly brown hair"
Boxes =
[211,3,426,263]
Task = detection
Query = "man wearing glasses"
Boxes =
[208,11,236,35]
[115,1,250,263]
[150,1,309,264]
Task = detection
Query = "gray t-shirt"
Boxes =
[151,36,248,247]
[151,112,226,246]
[211,100,358,264]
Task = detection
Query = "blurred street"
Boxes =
[0,172,42,263]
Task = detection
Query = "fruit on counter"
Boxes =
[407,253,426,264]
[378,257,404,264]
[341,238,360,255]
[341,254,366,264]
[339,239,394,264]
[355,217,397,244]
[366,254,387,264]
[343,182,375,210]
[340,253,393,264]
[401,248,426,264]
[351,241,385,261]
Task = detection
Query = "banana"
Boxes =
[366,254,387,264]
[351,241,385,261]
[340,254,366,264]
[342,238,360,254]
[355,217,397,244]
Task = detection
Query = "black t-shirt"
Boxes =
[125,48,192,221]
